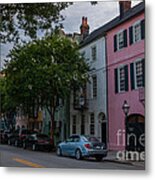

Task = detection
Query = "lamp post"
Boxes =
[122,100,130,159]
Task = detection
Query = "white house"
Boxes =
[70,17,108,144]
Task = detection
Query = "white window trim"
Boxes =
[132,20,141,44]
[91,45,97,61]
[133,58,144,89]
[117,65,126,93]
[89,113,95,135]
[116,29,124,51]
[92,75,97,98]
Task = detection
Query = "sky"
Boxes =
[0,1,143,68]
[61,1,142,34]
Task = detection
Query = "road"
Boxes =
[0,144,144,170]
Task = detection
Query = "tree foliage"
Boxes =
[0,2,71,43]
[0,2,98,43]
[4,34,89,140]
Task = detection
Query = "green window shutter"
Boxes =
[114,68,118,93]
[123,29,128,47]
[114,35,117,52]
[129,26,133,45]
[141,19,145,40]
[130,63,135,90]
[124,65,128,91]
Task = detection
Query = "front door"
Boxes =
[126,114,145,152]
[101,122,107,145]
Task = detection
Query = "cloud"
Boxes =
[61,1,118,33]
[0,0,143,68]
[61,1,142,34]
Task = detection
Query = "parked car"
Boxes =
[56,135,108,161]
[8,129,32,147]
[23,133,53,151]
[0,129,12,144]
[7,129,18,145]
[0,129,4,144]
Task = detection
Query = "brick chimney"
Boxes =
[119,1,131,18]
[80,16,89,39]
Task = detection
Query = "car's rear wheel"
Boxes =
[95,156,103,162]
[57,147,62,156]
[75,149,82,160]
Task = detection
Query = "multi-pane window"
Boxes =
[133,23,141,42]
[118,31,124,50]
[135,60,143,88]
[129,19,145,45]
[114,65,128,93]
[130,59,145,90]
[114,30,127,51]
[92,75,97,97]
[72,115,76,134]
[81,114,85,135]
[119,67,126,92]
[90,113,95,135]
[91,46,97,61]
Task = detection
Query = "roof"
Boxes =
[80,2,145,48]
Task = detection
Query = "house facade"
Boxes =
[70,17,108,144]
[106,1,145,151]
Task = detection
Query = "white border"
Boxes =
[1,0,155,179]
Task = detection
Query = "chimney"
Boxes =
[119,1,131,18]
[80,16,89,40]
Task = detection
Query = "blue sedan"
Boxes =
[56,135,108,161]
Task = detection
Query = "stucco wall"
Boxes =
[70,36,107,140]
[107,13,145,150]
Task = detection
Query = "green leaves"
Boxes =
[4,34,89,117]
[1,3,72,43]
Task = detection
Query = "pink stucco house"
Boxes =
[106,1,145,151]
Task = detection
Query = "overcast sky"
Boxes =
[61,1,142,34]
[0,1,143,68]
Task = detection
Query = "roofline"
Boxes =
[80,2,144,48]
[80,32,106,49]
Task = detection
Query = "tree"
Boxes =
[0,3,72,43]
[0,73,16,129]
[0,2,98,43]
[5,34,89,144]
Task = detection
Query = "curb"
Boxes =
[104,159,145,167]
[104,159,133,165]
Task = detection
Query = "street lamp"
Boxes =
[122,100,130,116]
[122,100,130,159]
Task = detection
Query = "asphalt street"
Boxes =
[0,144,144,170]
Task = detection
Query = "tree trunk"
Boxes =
[49,96,57,147]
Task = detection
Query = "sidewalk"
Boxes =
[104,151,145,168]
